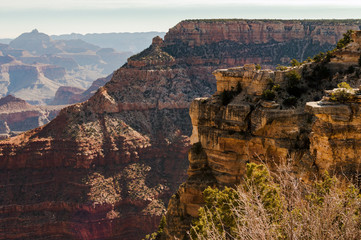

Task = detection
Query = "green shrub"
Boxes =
[330,82,353,103]
[313,52,325,63]
[330,89,351,103]
[190,186,239,239]
[276,64,288,71]
[267,78,275,88]
[325,50,335,62]
[336,29,354,49]
[262,89,276,101]
[143,215,166,240]
[285,70,303,97]
[190,163,361,240]
[290,59,301,67]
[272,84,281,92]
[244,163,281,219]
[255,64,261,70]
[191,163,281,239]
[337,81,352,89]
[286,70,301,87]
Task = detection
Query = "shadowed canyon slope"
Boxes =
[0,20,360,240]
[164,30,361,239]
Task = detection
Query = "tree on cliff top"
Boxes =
[190,163,361,240]
[336,30,354,49]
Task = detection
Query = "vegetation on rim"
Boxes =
[190,163,361,240]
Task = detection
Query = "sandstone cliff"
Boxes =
[164,19,360,68]
[0,20,360,240]
[164,30,361,239]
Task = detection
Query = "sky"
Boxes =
[1,0,361,38]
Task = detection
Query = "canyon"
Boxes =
[0,20,360,240]
[0,29,138,105]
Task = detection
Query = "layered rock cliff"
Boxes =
[0,95,65,139]
[0,20,360,240]
[164,19,360,68]
[164,30,361,239]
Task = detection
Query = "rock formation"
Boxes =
[164,30,361,239]
[164,19,360,68]
[0,20,360,240]
[0,95,65,139]
[51,86,85,105]
[51,74,114,105]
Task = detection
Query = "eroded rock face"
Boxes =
[306,100,361,175]
[330,31,361,71]
[166,20,357,47]
[164,19,360,67]
[164,31,361,240]
[0,95,64,138]
[51,86,85,105]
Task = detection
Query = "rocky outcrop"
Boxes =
[127,36,176,68]
[305,85,361,175]
[51,86,85,105]
[0,95,65,138]
[1,21,360,240]
[75,74,113,103]
[164,31,361,239]
[51,74,114,105]
[330,31,361,70]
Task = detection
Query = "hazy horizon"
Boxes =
[1,0,361,38]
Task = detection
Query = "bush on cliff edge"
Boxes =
[190,163,361,240]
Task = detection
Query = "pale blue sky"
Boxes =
[1,0,360,38]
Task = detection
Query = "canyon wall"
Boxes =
[0,20,360,240]
[164,19,360,67]
[164,30,361,239]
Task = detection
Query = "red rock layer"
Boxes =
[165,19,359,47]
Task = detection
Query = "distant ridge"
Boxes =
[52,31,166,53]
